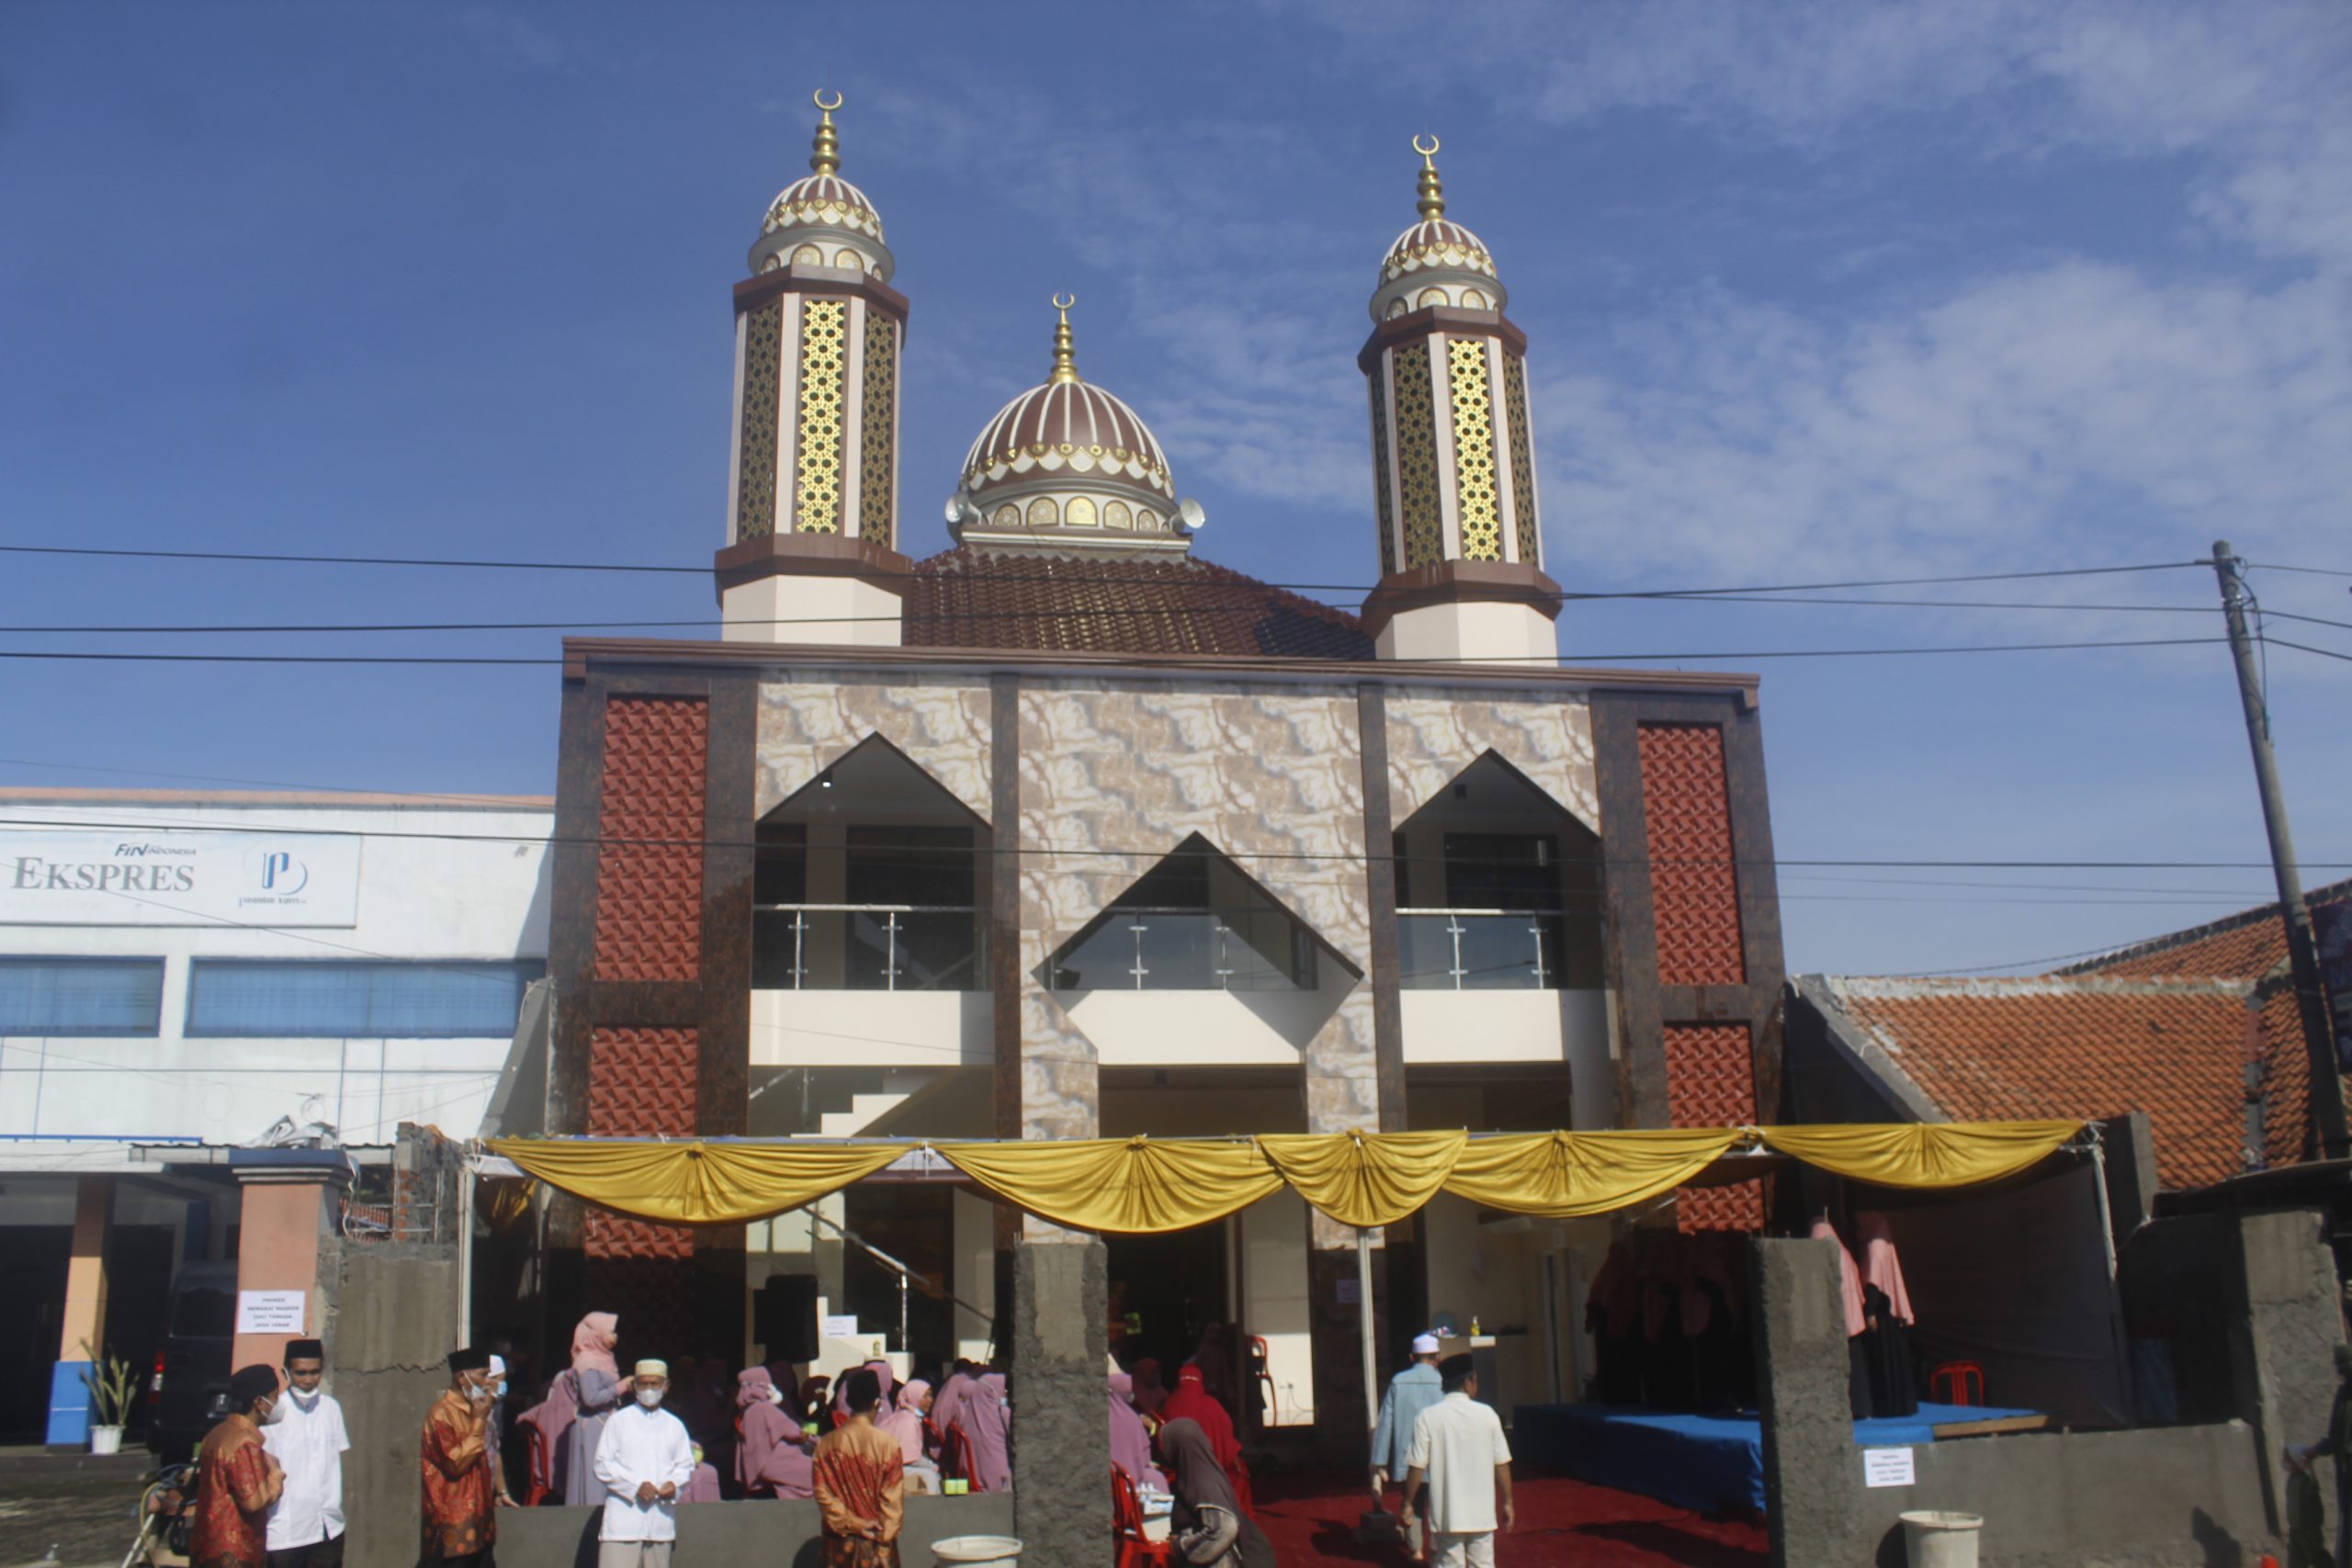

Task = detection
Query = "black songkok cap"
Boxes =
[842,1368,881,1412]
[284,1338,325,1364]
[230,1365,280,1407]
[1438,1353,1476,1387]
[448,1346,492,1374]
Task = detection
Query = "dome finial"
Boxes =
[1412,133,1444,220]
[809,89,844,177]
[1048,292,1080,385]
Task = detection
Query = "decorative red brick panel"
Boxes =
[1636,723,1746,987]
[594,696,707,981]
[1664,1022,1764,1231]
[583,1028,697,1263]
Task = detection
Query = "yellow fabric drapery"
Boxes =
[1757,1121,2080,1190]
[1443,1128,1744,1217]
[486,1137,903,1226]
[1258,1130,1468,1228]
[934,1137,1284,1235]
[486,1121,2086,1229]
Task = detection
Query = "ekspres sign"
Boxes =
[0,831,362,927]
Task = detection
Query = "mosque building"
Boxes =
[526,94,1787,1450]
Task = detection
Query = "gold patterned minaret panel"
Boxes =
[1357,137,1559,664]
[725,93,908,549]
[715,93,912,648]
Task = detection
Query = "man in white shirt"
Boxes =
[261,1338,349,1568]
[1401,1354,1514,1568]
[593,1359,696,1568]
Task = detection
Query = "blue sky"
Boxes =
[3,1,2347,976]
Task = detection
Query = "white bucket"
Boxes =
[930,1536,1022,1566]
[90,1425,124,1456]
[1899,1510,1984,1568]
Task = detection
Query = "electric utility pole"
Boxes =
[2210,539,2347,1160]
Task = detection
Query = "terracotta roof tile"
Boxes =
[900,546,1374,660]
[1817,977,2265,1190]
[2064,877,2351,980]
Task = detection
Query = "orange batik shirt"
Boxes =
[420,1390,498,1562]
[192,1415,283,1568]
[812,1418,906,1568]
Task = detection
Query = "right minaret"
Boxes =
[1358,136,1562,664]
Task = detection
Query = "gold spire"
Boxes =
[809,89,843,177]
[1412,133,1445,220]
[1048,292,1080,384]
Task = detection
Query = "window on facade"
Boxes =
[1394,752,1603,990]
[184,960,542,1038]
[1050,834,1338,992]
[0,957,165,1036]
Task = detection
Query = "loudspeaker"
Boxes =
[755,1273,820,1363]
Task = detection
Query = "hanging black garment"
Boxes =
[1861,1284,1918,1418]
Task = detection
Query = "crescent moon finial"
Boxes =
[1052,291,1077,314]
[1412,132,1441,161]
[1412,134,1446,220]
[1048,294,1080,383]
[814,88,843,114]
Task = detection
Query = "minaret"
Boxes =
[715,91,911,645]
[1357,136,1560,663]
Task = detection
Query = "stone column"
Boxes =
[1750,1236,1858,1568]
[229,1149,349,1371]
[46,1175,113,1446]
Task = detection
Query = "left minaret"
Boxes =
[717,91,911,645]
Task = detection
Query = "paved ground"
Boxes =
[0,1473,152,1568]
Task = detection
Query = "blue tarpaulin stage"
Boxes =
[1510,1403,2041,1515]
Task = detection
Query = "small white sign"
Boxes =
[1862,1447,1917,1488]
[236,1290,307,1335]
[820,1314,860,1340]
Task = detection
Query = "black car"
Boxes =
[148,1262,238,1461]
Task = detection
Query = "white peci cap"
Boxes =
[1411,1333,1442,1355]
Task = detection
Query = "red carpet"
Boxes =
[1249,1469,1769,1567]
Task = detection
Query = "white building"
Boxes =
[0,787,549,1446]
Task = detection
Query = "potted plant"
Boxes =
[79,1341,137,1455]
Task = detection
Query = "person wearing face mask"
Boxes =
[735,1367,815,1500]
[593,1360,696,1568]
[420,1348,500,1568]
[260,1339,347,1568]
[192,1365,286,1568]
[481,1356,520,1509]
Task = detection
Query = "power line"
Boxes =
[2266,636,2352,664]
[0,635,2235,669]
[0,541,2206,600]
[3,810,2346,875]
[2247,561,2352,580]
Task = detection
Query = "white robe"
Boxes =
[593,1401,696,1542]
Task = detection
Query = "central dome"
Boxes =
[949,298,1196,555]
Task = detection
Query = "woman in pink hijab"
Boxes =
[954,1372,1012,1493]
[877,1380,932,1464]
[1855,1213,1919,1417]
[832,1358,896,1421]
[1807,1218,1872,1419]
[562,1312,628,1505]
[735,1367,815,1499]
[1107,1373,1167,1492]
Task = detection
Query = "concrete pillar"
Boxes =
[1011,1235,1109,1562]
[2234,1208,2345,1544]
[1749,1236,1859,1568]
[228,1149,350,1372]
[334,1243,461,1568]
[46,1175,113,1446]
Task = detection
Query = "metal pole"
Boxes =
[2210,540,2348,1157]
[1356,1229,1378,1461]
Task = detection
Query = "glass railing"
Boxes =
[752,905,986,991]
[1397,909,1585,990]
[1051,908,1311,992]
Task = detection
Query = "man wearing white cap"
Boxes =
[1371,1334,1448,1556]
[593,1359,695,1568]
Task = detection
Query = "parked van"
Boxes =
[148,1261,237,1461]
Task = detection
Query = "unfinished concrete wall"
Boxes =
[1750,1235,1858,1567]
[1010,1238,1109,1564]
[494,1494,1017,1568]
[334,1245,461,1568]
[2236,1208,2345,1548]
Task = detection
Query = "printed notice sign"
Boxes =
[820,1314,860,1340]
[236,1290,307,1335]
[1862,1447,1917,1488]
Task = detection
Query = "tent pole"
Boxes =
[1356,1227,1378,1454]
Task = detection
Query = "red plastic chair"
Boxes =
[941,1425,978,1488]
[1113,1465,1173,1568]
[524,1422,555,1506]
[1929,1361,1985,1407]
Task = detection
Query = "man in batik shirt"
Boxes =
[813,1367,905,1568]
[193,1366,286,1568]
[421,1348,500,1568]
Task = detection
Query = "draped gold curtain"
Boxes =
[489,1119,2082,1231]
